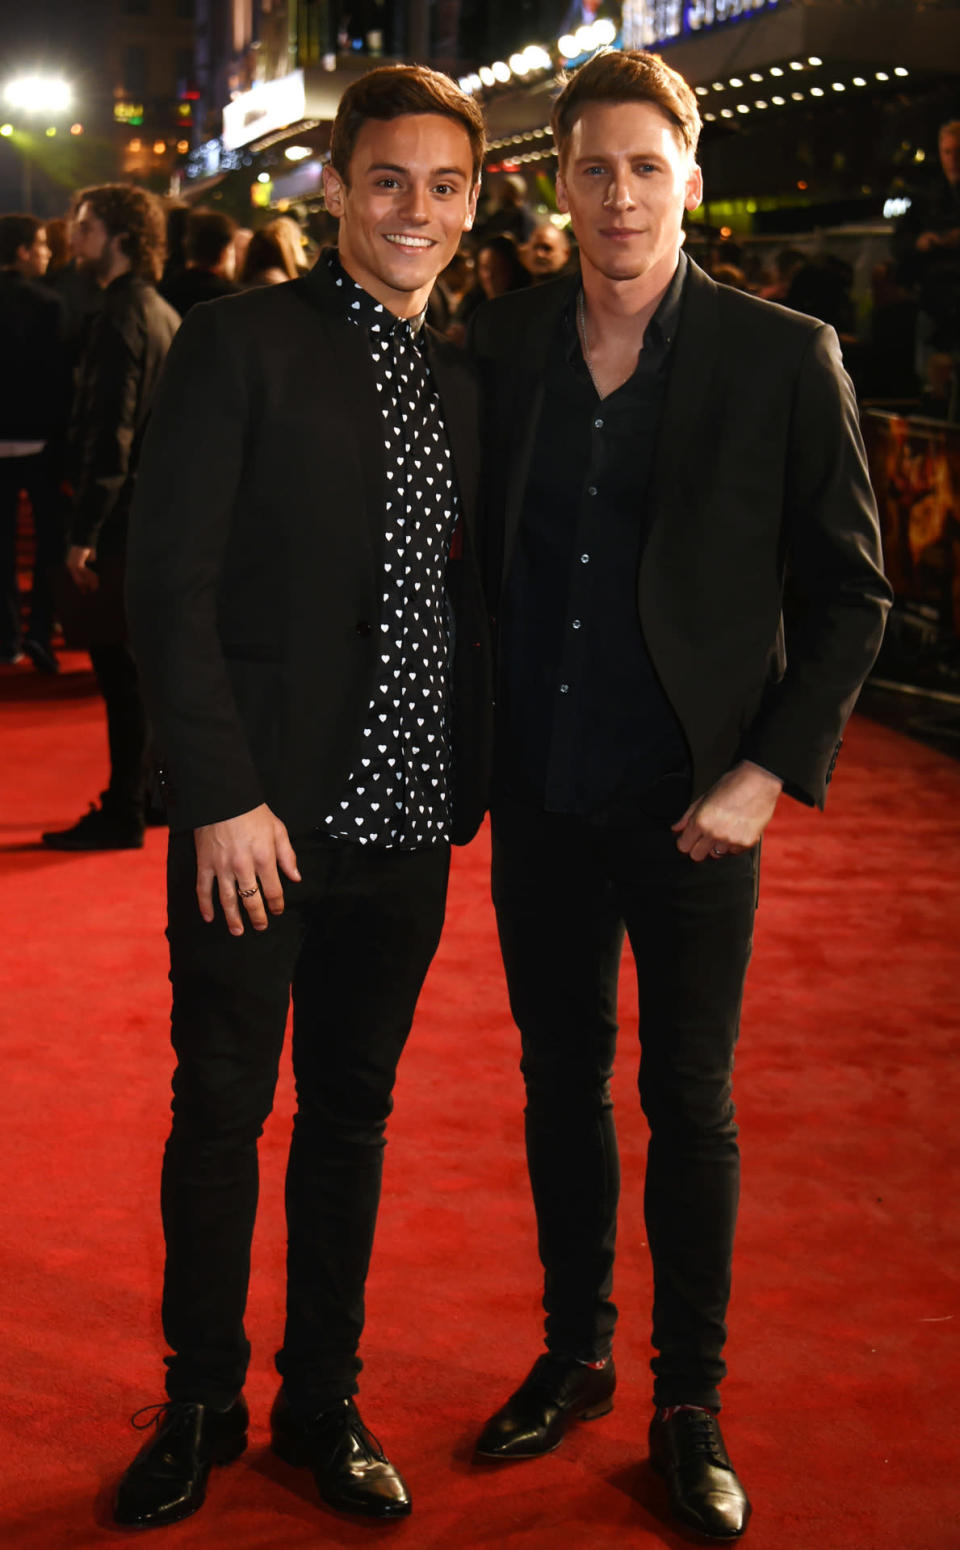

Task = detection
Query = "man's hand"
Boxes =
[67,544,98,592]
[671,760,783,863]
[195,803,301,935]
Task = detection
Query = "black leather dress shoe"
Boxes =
[649,1407,751,1539]
[475,1353,616,1460]
[113,1396,249,1529]
[42,803,144,850]
[271,1392,411,1518]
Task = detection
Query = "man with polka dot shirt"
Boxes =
[121,66,491,1531]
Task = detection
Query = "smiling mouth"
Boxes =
[383,234,434,250]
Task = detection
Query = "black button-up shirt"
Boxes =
[323,252,458,848]
[499,252,692,821]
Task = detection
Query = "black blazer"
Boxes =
[471,260,892,809]
[127,258,492,843]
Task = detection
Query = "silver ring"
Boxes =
[237,884,259,898]
[712,845,724,856]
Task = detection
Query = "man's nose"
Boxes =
[399,184,430,223]
[604,171,636,210]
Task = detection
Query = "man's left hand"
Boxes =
[67,545,98,592]
[672,760,783,863]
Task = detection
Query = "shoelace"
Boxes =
[671,1407,729,1467]
[130,1401,195,1434]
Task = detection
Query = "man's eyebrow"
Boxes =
[366,162,468,178]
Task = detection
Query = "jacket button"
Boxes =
[355,620,372,637]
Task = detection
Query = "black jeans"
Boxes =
[88,641,149,822]
[161,828,449,1416]
[491,800,758,1411]
[0,450,64,653]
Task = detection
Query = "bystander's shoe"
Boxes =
[41,803,144,850]
[474,1353,616,1459]
[24,636,59,673]
[271,1391,412,1518]
[0,648,25,665]
[649,1406,751,1539]
[114,1396,249,1529]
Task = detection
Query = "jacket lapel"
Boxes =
[426,331,478,539]
[645,258,722,522]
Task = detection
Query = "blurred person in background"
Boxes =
[0,214,71,671]
[895,118,960,416]
[431,246,474,339]
[476,171,536,246]
[162,209,239,317]
[758,244,805,302]
[160,202,190,294]
[41,185,179,851]
[44,206,103,362]
[239,227,297,286]
[521,221,574,282]
[267,215,308,276]
[455,233,530,332]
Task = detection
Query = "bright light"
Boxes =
[593,18,617,46]
[703,112,716,121]
[176,139,189,153]
[284,144,311,161]
[44,125,56,136]
[3,75,72,114]
[70,122,83,135]
[509,53,530,76]
[749,72,763,83]
[574,24,596,52]
[755,100,768,110]
[791,91,804,101]
[523,46,551,70]
[852,77,866,87]
[894,66,909,77]
[458,76,473,93]
[0,123,12,136]
[772,96,785,105]
[832,82,845,91]
[876,71,889,81]
[695,86,708,96]
[257,171,271,183]
[810,86,824,97]
[478,66,496,87]
[729,77,743,88]
[720,108,733,118]
[129,138,141,152]
[808,56,822,66]
[737,103,750,114]
[491,60,511,83]
[153,140,166,154]
[558,35,579,59]
[769,66,783,77]
[789,61,803,71]
[712,81,724,91]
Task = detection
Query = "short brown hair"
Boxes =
[0,213,43,267]
[330,64,485,183]
[552,49,701,164]
[73,183,167,283]
[185,209,236,268]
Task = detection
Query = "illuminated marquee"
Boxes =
[114,101,144,124]
[222,70,306,151]
[622,0,778,49]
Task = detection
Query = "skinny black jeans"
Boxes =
[491,800,758,1411]
[161,828,449,1416]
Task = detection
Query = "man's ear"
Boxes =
[555,171,570,215]
[464,180,480,232]
[322,164,346,219]
[685,162,703,213]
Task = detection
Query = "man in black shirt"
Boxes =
[471,50,890,1540]
[116,66,490,1532]
[161,209,239,317]
[0,214,70,671]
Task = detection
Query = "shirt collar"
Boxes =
[562,247,688,365]
[325,249,426,343]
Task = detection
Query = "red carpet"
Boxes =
[1,654,958,1549]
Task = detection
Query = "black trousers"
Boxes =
[491,800,758,1411]
[161,828,450,1416]
[0,450,64,654]
[88,640,149,821]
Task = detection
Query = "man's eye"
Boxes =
[433,183,455,196]
[376,177,400,189]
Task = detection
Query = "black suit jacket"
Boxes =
[471,260,892,809]
[127,258,492,843]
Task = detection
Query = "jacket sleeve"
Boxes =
[739,323,892,805]
[70,304,144,548]
[125,301,266,830]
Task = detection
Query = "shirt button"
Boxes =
[580,553,590,564]
[559,683,569,694]
[572,619,581,630]
[594,417,604,429]
[587,485,597,496]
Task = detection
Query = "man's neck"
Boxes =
[580,245,681,347]
[336,249,429,321]
[99,256,132,290]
